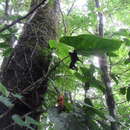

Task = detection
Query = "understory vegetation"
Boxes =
[0,0,130,130]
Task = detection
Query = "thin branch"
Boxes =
[70,27,79,35]
[67,0,76,16]
[5,0,9,16]
[116,100,127,105]
[0,0,48,33]
[21,55,69,95]
[49,78,60,95]
[110,57,127,66]
[59,7,67,35]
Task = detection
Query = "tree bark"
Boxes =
[0,0,59,129]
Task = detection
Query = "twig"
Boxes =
[116,100,127,105]
[70,27,79,35]
[59,6,67,35]
[49,78,60,95]
[5,0,9,16]
[0,0,48,33]
[67,0,76,16]
[45,56,69,77]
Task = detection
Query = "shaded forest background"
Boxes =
[0,0,130,130]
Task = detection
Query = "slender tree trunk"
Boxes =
[0,0,59,129]
[94,0,118,129]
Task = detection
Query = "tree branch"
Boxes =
[67,0,76,16]
[59,6,67,35]
[0,0,48,33]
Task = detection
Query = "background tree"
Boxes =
[0,0,59,129]
[0,0,130,130]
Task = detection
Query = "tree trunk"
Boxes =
[95,0,118,129]
[0,0,59,129]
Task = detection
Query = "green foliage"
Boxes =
[120,87,126,95]
[25,116,40,126]
[84,98,105,119]
[60,34,121,54]
[0,0,130,129]
[48,105,108,130]
[6,15,22,21]
[0,43,10,48]
[0,95,13,107]
[12,93,23,99]
[90,78,105,93]
[0,28,16,56]
[0,83,9,96]
[126,87,130,101]
[2,47,13,56]
[12,115,27,127]
[111,73,119,84]
[49,40,71,59]
[12,115,40,130]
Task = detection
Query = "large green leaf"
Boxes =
[49,40,71,59]
[60,34,121,53]
[49,40,57,49]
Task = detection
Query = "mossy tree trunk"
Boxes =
[0,0,59,129]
